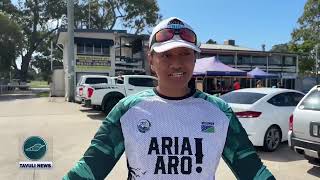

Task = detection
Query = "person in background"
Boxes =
[277,81,284,88]
[232,79,241,90]
[256,80,264,88]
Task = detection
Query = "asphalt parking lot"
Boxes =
[0,90,319,180]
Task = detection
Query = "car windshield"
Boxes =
[220,92,267,104]
[300,88,320,111]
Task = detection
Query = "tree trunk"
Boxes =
[20,52,32,82]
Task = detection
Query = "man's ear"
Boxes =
[194,51,198,63]
[148,52,155,71]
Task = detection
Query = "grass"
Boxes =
[36,91,50,97]
[29,81,49,88]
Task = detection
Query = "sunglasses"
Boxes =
[151,28,197,47]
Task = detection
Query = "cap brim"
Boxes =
[152,41,201,53]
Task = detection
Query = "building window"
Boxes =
[219,55,234,64]
[75,37,113,57]
[269,55,282,65]
[252,56,267,65]
[86,43,93,55]
[94,43,102,55]
[237,55,251,65]
[77,43,85,54]
[102,46,110,56]
[200,53,216,58]
[284,56,296,66]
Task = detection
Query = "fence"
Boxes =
[0,85,15,94]
[0,85,30,95]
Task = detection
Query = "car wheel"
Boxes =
[103,96,122,115]
[305,155,320,166]
[92,105,101,111]
[263,126,282,152]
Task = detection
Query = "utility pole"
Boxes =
[316,44,319,84]
[67,0,75,102]
[88,0,91,29]
[50,41,53,71]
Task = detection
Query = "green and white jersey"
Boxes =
[64,89,275,180]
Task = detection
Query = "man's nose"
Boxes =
[169,57,183,69]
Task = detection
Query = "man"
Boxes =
[64,17,275,180]
[257,80,263,88]
[277,82,284,88]
[233,79,241,90]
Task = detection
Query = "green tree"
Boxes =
[31,55,63,82]
[30,34,63,82]
[74,0,161,34]
[0,13,23,77]
[272,0,319,74]
[2,0,66,81]
[271,43,289,53]
[0,0,18,14]
[206,39,217,44]
[292,0,319,44]
[290,0,320,73]
[2,0,161,82]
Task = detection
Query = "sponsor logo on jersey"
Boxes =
[148,137,204,174]
[137,119,151,133]
[201,122,215,133]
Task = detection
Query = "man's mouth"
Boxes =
[169,72,186,77]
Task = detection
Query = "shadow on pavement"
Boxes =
[307,166,320,178]
[79,108,101,113]
[79,105,106,121]
[87,113,106,121]
[256,142,305,162]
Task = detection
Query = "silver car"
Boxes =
[288,85,320,166]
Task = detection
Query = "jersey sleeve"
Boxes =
[63,101,126,180]
[220,100,276,180]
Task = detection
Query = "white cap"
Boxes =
[149,17,201,53]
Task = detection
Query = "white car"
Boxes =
[89,75,158,114]
[288,85,320,165]
[220,88,304,151]
[75,75,112,103]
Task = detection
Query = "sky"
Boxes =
[156,0,307,50]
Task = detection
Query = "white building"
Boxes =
[57,29,149,97]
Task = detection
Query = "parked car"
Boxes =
[87,75,157,114]
[288,85,320,165]
[75,75,113,103]
[220,88,304,151]
[82,77,117,109]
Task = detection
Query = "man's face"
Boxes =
[149,47,196,90]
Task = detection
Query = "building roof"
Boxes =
[58,29,127,34]
[200,43,298,56]
[200,43,257,51]
[57,28,149,46]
